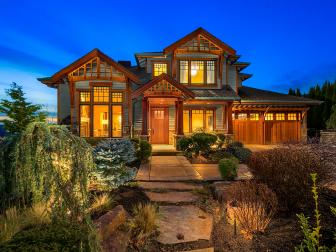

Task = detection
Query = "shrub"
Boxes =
[93,139,137,188]
[326,104,336,130]
[226,181,278,239]
[177,136,193,152]
[191,132,217,155]
[229,147,252,163]
[218,157,239,180]
[248,146,328,212]
[0,221,99,251]
[227,141,244,148]
[14,122,94,220]
[129,203,159,248]
[216,133,226,149]
[88,193,115,217]
[136,140,152,162]
[209,150,235,162]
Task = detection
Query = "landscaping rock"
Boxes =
[145,191,199,203]
[156,205,213,244]
[94,205,127,239]
[212,181,233,202]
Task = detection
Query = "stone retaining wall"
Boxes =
[320,130,336,144]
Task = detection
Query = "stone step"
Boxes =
[156,205,213,245]
[180,248,214,252]
[152,151,183,156]
[145,191,199,204]
[138,181,203,191]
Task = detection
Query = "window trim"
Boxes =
[183,108,216,133]
[77,84,125,138]
[178,59,217,86]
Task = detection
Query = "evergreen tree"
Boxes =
[326,105,336,129]
[288,88,295,96]
[0,82,46,134]
[295,88,302,97]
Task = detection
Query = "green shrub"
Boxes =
[190,132,217,155]
[248,146,328,212]
[218,157,239,180]
[0,221,99,251]
[216,133,226,148]
[177,136,193,152]
[229,147,252,163]
[208,150,235,162]
[93,139,137,188]
[227,141,244,149]
[136,140,152,162]
[88,193,115,217]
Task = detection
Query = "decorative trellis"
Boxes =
[144,79,182,96]
[177,35,221,53]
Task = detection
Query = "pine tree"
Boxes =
[0,82,46,134]
[326,105,336,129]
[288,88,295,95]
[295,88,302,97]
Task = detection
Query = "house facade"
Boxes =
[38,28,320,145]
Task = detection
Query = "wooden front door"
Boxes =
[150,107,169,144]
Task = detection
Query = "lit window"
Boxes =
[80,105,90,137]
[153,63,167,76]
[232,113,236,120]
[192,110,204,131]
[288,113,297,121]
[238,113,247,120]
[183,110,190,133]
[93,105,109,137]
[112,92,123,103]
[93,86,109,102]
[206,61,215,84]
[265,113,273,121]
[80,92,90,102]
[190,61,204,84]
[250,113,259,121]
[179,61,189,84]
[276,113,285,121]
[112,105,122,137]
[205,110,214,131]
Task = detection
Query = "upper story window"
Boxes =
[153,63,167,77]
[80,91,90,102]
[93,87,109,102]
[179,60,216,85]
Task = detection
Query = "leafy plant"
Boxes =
[14,122,94,220]
[191,132,217,155]
[229,147,252,163]
[129,203,159,248]
[248,146,328,212]
[177,136,193,152]
[0,83,46,135]
[209,149,235,162]
[93,139,137,188]
[136,140,152,162]
[226,181,278,239]
[218,157,238,180]
[295,173,336,252]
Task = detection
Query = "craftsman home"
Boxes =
[38,27,320,145]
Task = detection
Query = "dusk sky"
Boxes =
[1,0,336,113]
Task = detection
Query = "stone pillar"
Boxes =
[300,111,308,143]
[141,97,148,136]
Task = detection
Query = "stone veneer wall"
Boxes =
[320,130,336,144]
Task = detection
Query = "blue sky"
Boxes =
[1,0,336,112]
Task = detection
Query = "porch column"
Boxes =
[141,97,148,135]
[227,102,233,134]
[176,100,184,135]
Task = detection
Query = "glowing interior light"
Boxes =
[191,69,198,76]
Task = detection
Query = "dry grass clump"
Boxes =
[226,181,277,239]
[0,203,50,243]
[88,193,115,217]
[248,145,328,212]
[128,203,159,247]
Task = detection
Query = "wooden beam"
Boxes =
[227,102,233,134]
[141,97,148,135]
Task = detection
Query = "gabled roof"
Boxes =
[193,86,241,101]
[163,27,236,55]
[233,61,250,72]
[131,73,195,99]
[238,86,322,105]
[38,49,139,86]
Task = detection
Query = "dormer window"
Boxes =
[153,63,167,77]
[179,60,216,86]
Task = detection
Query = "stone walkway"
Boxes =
[136,156,252,181]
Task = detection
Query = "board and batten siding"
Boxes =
[58,82,70,123]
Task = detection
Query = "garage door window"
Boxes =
[250,113,259,121]
[288,113,297,121]
[276,113,285,121]
[265,113,273,121]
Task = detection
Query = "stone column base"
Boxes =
[224,133,234,145]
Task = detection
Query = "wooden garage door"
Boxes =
[265,121,300,144]
[233,121,263,144]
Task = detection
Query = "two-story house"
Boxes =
[38,27,320,146]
